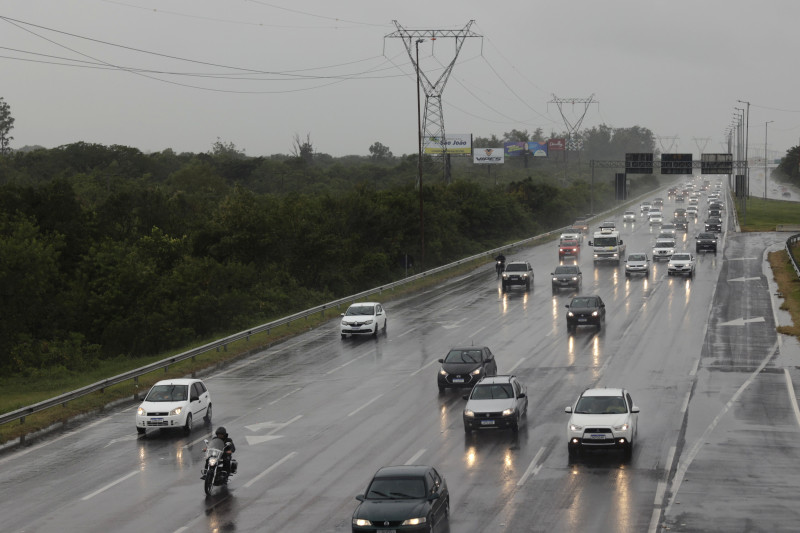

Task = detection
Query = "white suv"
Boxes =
[565,388,639,458]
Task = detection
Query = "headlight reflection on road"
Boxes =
[567,335,575,366]
[440,404,448,434]
[592,336,600,371]
[465,446,477,468]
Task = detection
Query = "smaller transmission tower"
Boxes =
[657,136,679,154]
[692,137,711,155]
[548,94,598,151]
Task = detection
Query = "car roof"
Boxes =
[374,465,432,478]
[476,375,517,385]
[349,302,380,306]
[581,387,624,397]
[152,378,202,386]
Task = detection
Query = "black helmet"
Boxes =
[215,426,227,437]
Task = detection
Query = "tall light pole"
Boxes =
[734,108,744,198]
[765,120,774,199]
[415,38,424,269]
[737,99,751,224]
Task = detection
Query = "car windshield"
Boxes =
[471,383,514,399]
[145,384,188,402]
[672,254,691,261]
[444,349,482,363]
[505,263,528,272]
[366,477,426,500]
[594,237,617,247]
[698,233,715,239]
[570,297,596,308]
[575,395,627,414]
[554,266,577,274]
[560,240,578,247]
[628,254,646,261]
[345,305,375,316]
[655,240,675,247]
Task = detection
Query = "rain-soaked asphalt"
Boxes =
[2,179,800,533]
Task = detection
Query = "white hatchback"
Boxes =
[136,378,211,435]
[340,302,388,338]
[565,387,639,459]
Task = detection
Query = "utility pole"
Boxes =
[656,136,679,154]
[548,95,598,181]
[692,137,711,156]
[738,100,751,225]
[415,38,424,269]
[386,21,482,185]
[765,120,773,199]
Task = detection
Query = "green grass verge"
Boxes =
[737,197,800,232]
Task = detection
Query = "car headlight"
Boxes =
[502,408,514,417]
[591,311,598,317]
[401,517,427,526]
[552,277,558,281]
[169,407,182,416]
[363,319,374,325]
[353,518,372,526]
[137,407,145,416]
[668,249,674,254]
[572,277,578,281]
[464,409,475,418]
[569,423,583,431]
[567,311,574,317]
[439,369,447,376]
[470,368,482,376]
[613,423,630,431]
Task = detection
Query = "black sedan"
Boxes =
[352,465,449,533]
[551,264,582,292]
[565,295,606,331]
[704,217,722,233]
[437,346,497,392]
[696,232,718,253]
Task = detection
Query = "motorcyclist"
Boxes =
[204,426,236,480]
[495,253,506,276]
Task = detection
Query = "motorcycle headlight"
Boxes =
[169,407,182,416]
[208,457,218,466]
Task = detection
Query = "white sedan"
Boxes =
[667,253,696,276]
[340,302,388,338]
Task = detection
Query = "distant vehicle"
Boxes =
[136,379,211,435]
[704,217,722,233]
[667,252,696,276]
[673,208,687,218]
[652,237,676,261]
[589,229,625,264]
[341,302,388,338]
[660,223,677,235]
[640,201,652,214]
[675,194,685,203]
[352,465,449,533]
[560,227,584,243]
[463,375,528,433]
[573,217,591,234]
[565,295,606,331]
[501,261,534,292]
[648,211,663,225]
[599,220,616,231]
[708,208,721,219]
[551,264,582,292]
[623,211,636,222]
[559,239,580,259]
[652,197,664,208]
[695,232,718,253]
[783,191,791,198]
[624,253,650,277]
[437,346,498,392]
[686,205,699,218]
[565,388,640,459]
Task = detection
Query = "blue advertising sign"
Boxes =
[528,141,548,157]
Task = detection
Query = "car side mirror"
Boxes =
[462,395,470,400]
[356,494,365,502]
[588,241,594,246]
[619,240,623,245]
[632,406,640,413]
[518,393,526,398]
[565,406,573,413]
[437,358,444,364]
[565,304,570,309]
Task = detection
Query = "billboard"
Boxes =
[504,142,526,157]
[661,153,693,175]
[548,138,566,151]
[473,148,504,164]
[423,134,472,155]
[528,141,548,157]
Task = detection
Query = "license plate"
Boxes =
[589,433,607,439]
[578,318,587,323]
[481,420,495,426]
[151,418,163,421]
[453,378,464,383]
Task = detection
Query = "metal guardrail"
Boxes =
[786,234,800,279]
[0,189,654,431]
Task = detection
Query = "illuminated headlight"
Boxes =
[502,408,514,417]
[569,423,583,431]
[208,457,218,466]
[401,517,427,526]
[612,253,618,258]
[502,273,509,279]
[613,423,630,431]
[137,407,145,416]
[591,311,598,317]
[567,311,574,317]
[464,409,475,418]
[470,368,483,375]
[169,407,182,416]
[439,369,447,376]
[552,277,558,281]
[572,277,578,281]
[353,518,372,527]
[594,254,599,258]
[668,249,674,254]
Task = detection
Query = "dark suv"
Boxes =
[551,265,582,292]
[565,295,606,332]
[695,232,718,253]
[437,346,498,393]
[501,261,534,292]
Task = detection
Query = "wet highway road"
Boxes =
[2,182,800,533]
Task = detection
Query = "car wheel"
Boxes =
[341,333,346,339]
[204,403,212,424]
[438,385,446,394]
[137,427,146,435]
[623,441,634,459]
[552,286,557,295]
[183,413,193,435]
[382,320,387,333]
[501,283,507,292]
[464,424,471,433]
[625,271,629,277]
[525,281,530,292]
[568,444,579,461]
[511,417,519,433]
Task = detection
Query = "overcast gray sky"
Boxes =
[2,0,799,159]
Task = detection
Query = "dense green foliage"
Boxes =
[0,126,661,376]
[775,145,800,186]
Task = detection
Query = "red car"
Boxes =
[559,239,580,258]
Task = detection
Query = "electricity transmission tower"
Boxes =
[692,137,711,155]
[657,136,679,154]
[386,20,481,183]
[548,94,598,151]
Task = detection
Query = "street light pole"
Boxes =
[737,100,751,225]
[415,38,425,269]
[765,120,773,199]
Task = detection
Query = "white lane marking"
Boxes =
[0,417,108,466]
[246,415,303,434]
[396,327,418,338]
[666,339,778,515]
[516,446,546,486]
[245,435,283,445]
[348,395,384,417]
[648,508,661,533]
[405,449,426,465]
[326,352,370,375]
[242,451,297,489]
[718,317,765,326]
[81,470,139,501]
[680,391,691,415]
[508,358,526,373]
[784,369,800,428]
[727,277,761,282]
[689,359,700,377]
[269,387,302,405]
[410,359,440,376]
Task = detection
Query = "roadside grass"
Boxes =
[769,244,800,338]
[737,197,800,232]
[0,254,500,444]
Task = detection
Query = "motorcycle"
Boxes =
[201,437,237,495]
[495,260,505,278]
